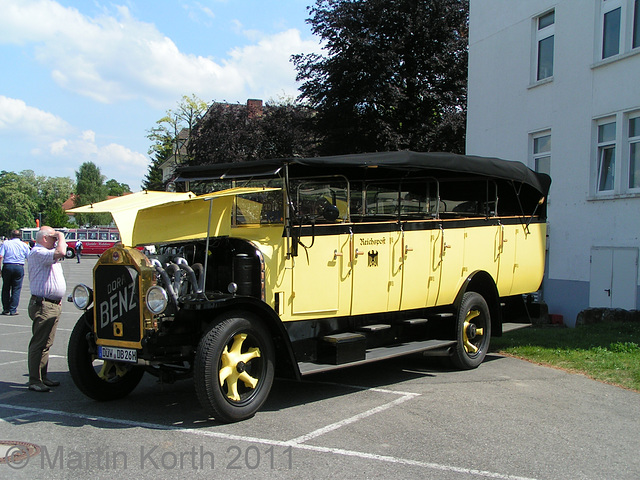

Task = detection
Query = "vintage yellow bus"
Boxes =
[67,151,550,422]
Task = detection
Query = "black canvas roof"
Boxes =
[175,151,551,196]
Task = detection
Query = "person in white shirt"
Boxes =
[26,226,66,392]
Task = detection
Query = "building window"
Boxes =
[597,121,617,192]
[629,116,640,189]
[533,133,551,176]
[593,112,640,196]
[634,0,640,48]
[603,5,622,58]
[535,10,555,80]
[599,0,640,59]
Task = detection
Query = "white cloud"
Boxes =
[0,95,72,138]
[0,0,322,106]
[47,129,148,188]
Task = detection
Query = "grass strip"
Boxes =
[491,321,640,392]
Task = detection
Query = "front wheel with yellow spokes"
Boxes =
[67,313,144,401]
[450,292,492,370]
[195,313,274,423]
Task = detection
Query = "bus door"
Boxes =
[290,179,350,315]
[349,182,399,315]
[396,180,437,310]
[349,225,396,315]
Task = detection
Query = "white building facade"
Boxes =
[466,0,640,326]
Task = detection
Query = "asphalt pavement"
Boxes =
[1,256,639,479]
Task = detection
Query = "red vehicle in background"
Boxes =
[64,227,120,258]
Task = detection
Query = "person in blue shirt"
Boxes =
[0,230,31,315]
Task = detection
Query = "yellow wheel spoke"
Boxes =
[238,371,259,389]
[218,365,234,386]
[465,310,480,322]
[239,347,261,364]
[462,309,482,354]
[98,361,111,380]
[218,333,262,401]
[98,361,129,380]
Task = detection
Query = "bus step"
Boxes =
[401,318,429,325]
[429,312,454,321]
[317,332,366,365]
[357,324,391,332]
[300,338,457,375]
[357,324,392,348]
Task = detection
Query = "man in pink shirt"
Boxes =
[27,226,67,392]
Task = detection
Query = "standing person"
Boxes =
[27,227,66,392]
[75,239,83,263]
[0,229,31,315]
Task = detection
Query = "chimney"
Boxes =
[247,99,263,119]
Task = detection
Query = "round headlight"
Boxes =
[146,286,168,314]
[72,284,93,310]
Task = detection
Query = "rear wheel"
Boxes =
[450,292,492,370]
[67,314,144,401]
[195,312,274,423]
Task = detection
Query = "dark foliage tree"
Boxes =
[257,101,320,159]
[188,102,262,164]
[188,98,319,164]
[292,0,469,155]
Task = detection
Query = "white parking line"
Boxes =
[0,402,541,480]
[0,349,65,360]
[0,360,26,366]
[287,393,417,444]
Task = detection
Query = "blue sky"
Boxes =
[0,0,321,191]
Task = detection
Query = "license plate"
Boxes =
[98,346,137,363]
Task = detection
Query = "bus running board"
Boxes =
[298,338,457,376]
[502,322,532,333]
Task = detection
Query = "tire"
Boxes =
[450,292,492,370]
[65,248,75,259]
[67,314,144,401]
[194,312,275,423]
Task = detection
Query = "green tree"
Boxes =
[37,176,75,228]
[142,123,174,191]
[105,179,131,196]
[74,162,111,226]
[144,94,208,186]
[0,171,39,236]
[292,0,469,155]
[141,156,165,191]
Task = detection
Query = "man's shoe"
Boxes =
[42,378,60,387]
[28,383,51,392]
[9,311,18,316]
[1,311,8,315]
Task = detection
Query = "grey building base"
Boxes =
[543,277,640,328]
